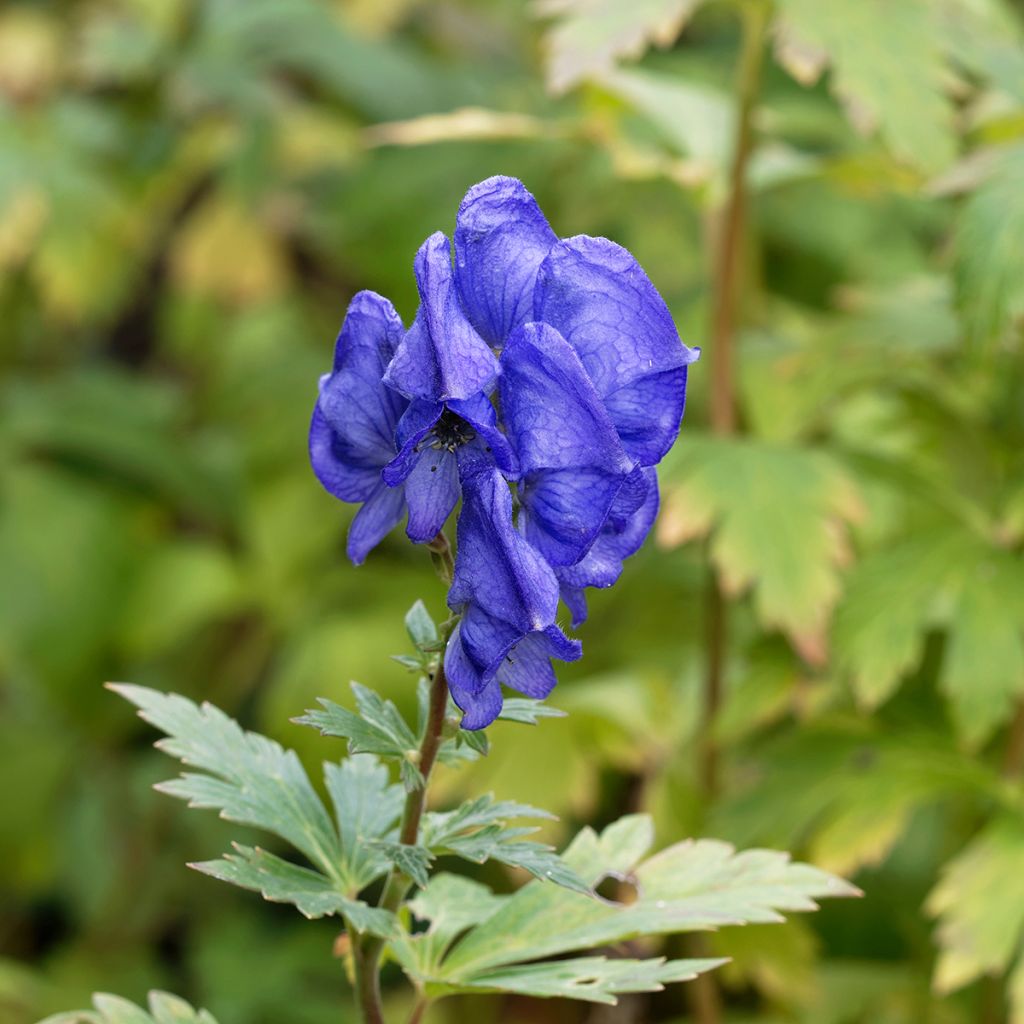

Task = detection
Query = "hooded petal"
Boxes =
[557,468,660,626]
[403,449,460,543]
[317,291,407,467]
[500,322,635,566]
[309,404,383,503]
[454,176,557,348]
[444,606,580,730]
[534,235,700,466]
[447,462,559,632]
[384,232,499,403]
[346,481,407,566]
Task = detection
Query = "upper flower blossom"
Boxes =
[310,176,697,727]
[309,291,409,565]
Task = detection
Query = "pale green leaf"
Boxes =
[368,840,433,889]
[498,697,567,724]
[774,0,954,172]
[658,437,862,657]
[404,599,439,650]
[294,682,419,762]
[928,815,1024,994]
[955,143,1024,345]
[439,814,856,979]
[453,955,725,1004]
[536,0,705,93]
[323,754,404,891]
[191,844,395,936]
[112,684,342,876]
[39,992,219,1024]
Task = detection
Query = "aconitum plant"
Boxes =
[310,177,698,728]
[49,179,854,1024]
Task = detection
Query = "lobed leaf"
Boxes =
[536,0,705,93]
[39,992,219,1024]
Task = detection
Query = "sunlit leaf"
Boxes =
[658,437,862,660]
[39,991,219,1024]
[536,0,705,93]
[774,0,955,172]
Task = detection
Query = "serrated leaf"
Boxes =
[112,684,342,876]
[393,874,509,977]
[955,143,1024,345]
[404,599,439,649]
[453,955,726,1004]
[294,681,418,760]
[368,840,433,889]
[498,697,567,724]
[774,0,954,173]
[834,527,1024,743]
[191,844,395,936]
[928,815,1024,995]
[38,992,219,1024]
[536,0,705,93]
[658,438,862,659]
[439,814,856,979]
[323,754,404,890]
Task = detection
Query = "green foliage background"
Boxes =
[2,0,1023,1021]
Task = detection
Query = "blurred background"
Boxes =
[2,0,1024,1021]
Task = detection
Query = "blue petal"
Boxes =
[382,400,444,486]
[384,232,500,403]
[557,468,660,626]
[314,291,406,477]
[454,176,557,348]
[447,393,519,478]
[500,322,635,565]
[447,463,559,632]
[309,404,382,502]
[347,481,407,566]
[534,236,700,465]
[404,448,460,543]
[497,625,581,698]
[444,606,580,729]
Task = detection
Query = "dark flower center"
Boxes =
[430,410,476,453]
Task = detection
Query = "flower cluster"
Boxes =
[311,177,699,728]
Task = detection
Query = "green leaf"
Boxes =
[774,0,954,173]
[955,144,1024,346]
[834,527,1024,743]
[422,794,588,892]
[368,840,433,889]
[659,437,862,658]
[294,682,419,762]
[438,814,856,980]
[536,0,705,93]
[452,955,725,1004]
[111,684,342,876]
[191,844,395,936]
[498,697,567,724]
[324,753,404,891]
[404,599,439,650]
[39,992,219,1024]
[928,815,1024,995]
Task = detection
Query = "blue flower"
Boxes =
[309,291,409,565]
[454,176,700,465]
[310,177,697,728]
[556,467,660,627]
[444,458,581,728]
[498,321,638,567]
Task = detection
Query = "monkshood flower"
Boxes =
[308,291,409,565]
[310,175,698,727]
[444,453,581,729]
[454,176,700,465]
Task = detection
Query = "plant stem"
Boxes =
[701,0,769,798]
[690,6,768,1024]
[355,533,458,1023]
